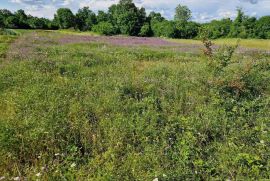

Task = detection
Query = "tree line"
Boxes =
[0,0,269,39]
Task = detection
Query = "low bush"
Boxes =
[92,22,115,35]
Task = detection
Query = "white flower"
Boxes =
[70,163,76,168]
[0,177,6,181]
[13,177,20,181]
[54,153,60,156]
[153,178,158,181]
[36,173,41,177]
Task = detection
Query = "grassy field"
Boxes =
[169,38,270,50]
[0,31,269,180]
[0,35,17,59]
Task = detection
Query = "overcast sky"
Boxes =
[1,0,270,22]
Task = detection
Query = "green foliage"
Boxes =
[96,10,109,23]
[0,15,4,28]
[200,19,232,39]
[55,8,75,29]
[149,11,165,22]
[92,22,115,35]
[152,20,177,38]
[256,16,270,39]
[1,31,269,180]
[28,17,50,29]
[14,9,29,29]
[5,16,19,29]
[1,4,270,40]
[108,0,146,36]
[176,21,200,39]
[0,29,17,35]
[139,23,152,37]
[75,7,97,31]
[174,4,192,23]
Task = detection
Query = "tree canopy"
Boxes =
[174,4,192,23]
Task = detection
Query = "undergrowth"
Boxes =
[0,31,269,180]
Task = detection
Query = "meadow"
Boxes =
[0,30,269,180]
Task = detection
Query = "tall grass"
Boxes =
[0,31,269,180]
[168,38,270,50]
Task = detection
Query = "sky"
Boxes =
[1,0,270,22]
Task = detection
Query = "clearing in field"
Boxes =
[0,31,269,180]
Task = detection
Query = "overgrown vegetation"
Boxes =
[0,0,269,39]
[0,30,269,180]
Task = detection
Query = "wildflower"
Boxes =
[70,163,76,168]
[13,177,20,181]
[0,177,5,180]
[36,173,41,177]
[55,153,60,156]
[153,178,158,181]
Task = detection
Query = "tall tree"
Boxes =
[0,14,4,29]
[174,4,191,23]
[75,7,96,31]
[229,8,246,37]
[256,16,270,38]
[149,12,165,22]
[55,8,75,29]
[14,9,29,28]
[108,0,146,36]
[96,10,109,23]
[0,9,12,28]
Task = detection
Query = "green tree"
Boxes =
[174,4,191,23]
[108,0,146,36]
[14,9,29,28]
[92,22,115,35]
[229,8,246,38]
[75,7,96,31]
[28,17,49,29]
[149,12,165,22]
[200,18,232,39]
[176,21,200,39]
[0,9,13,28]
[0,15,4,29]
[242,17,256,38]
[5,16,19,29]
[152,20,177,38]
[139,23,152,37]
[96,10,109,23]
[55,8,75,29]
[255,16,270,39]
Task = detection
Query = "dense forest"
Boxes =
[0,0,270,39]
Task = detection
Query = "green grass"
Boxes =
[168,38,270,50]
[52,29,100,36]
[0,31,269,180]
[0,35,17,59]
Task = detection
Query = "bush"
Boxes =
[139,23,152,37]
[92,22,115,35]
[151,20,177,38]
[0,29,17,35]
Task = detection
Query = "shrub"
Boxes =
[0,29,17,35]
[92,22,115,35]
[151,20,177,38]
[139,23,152,37]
